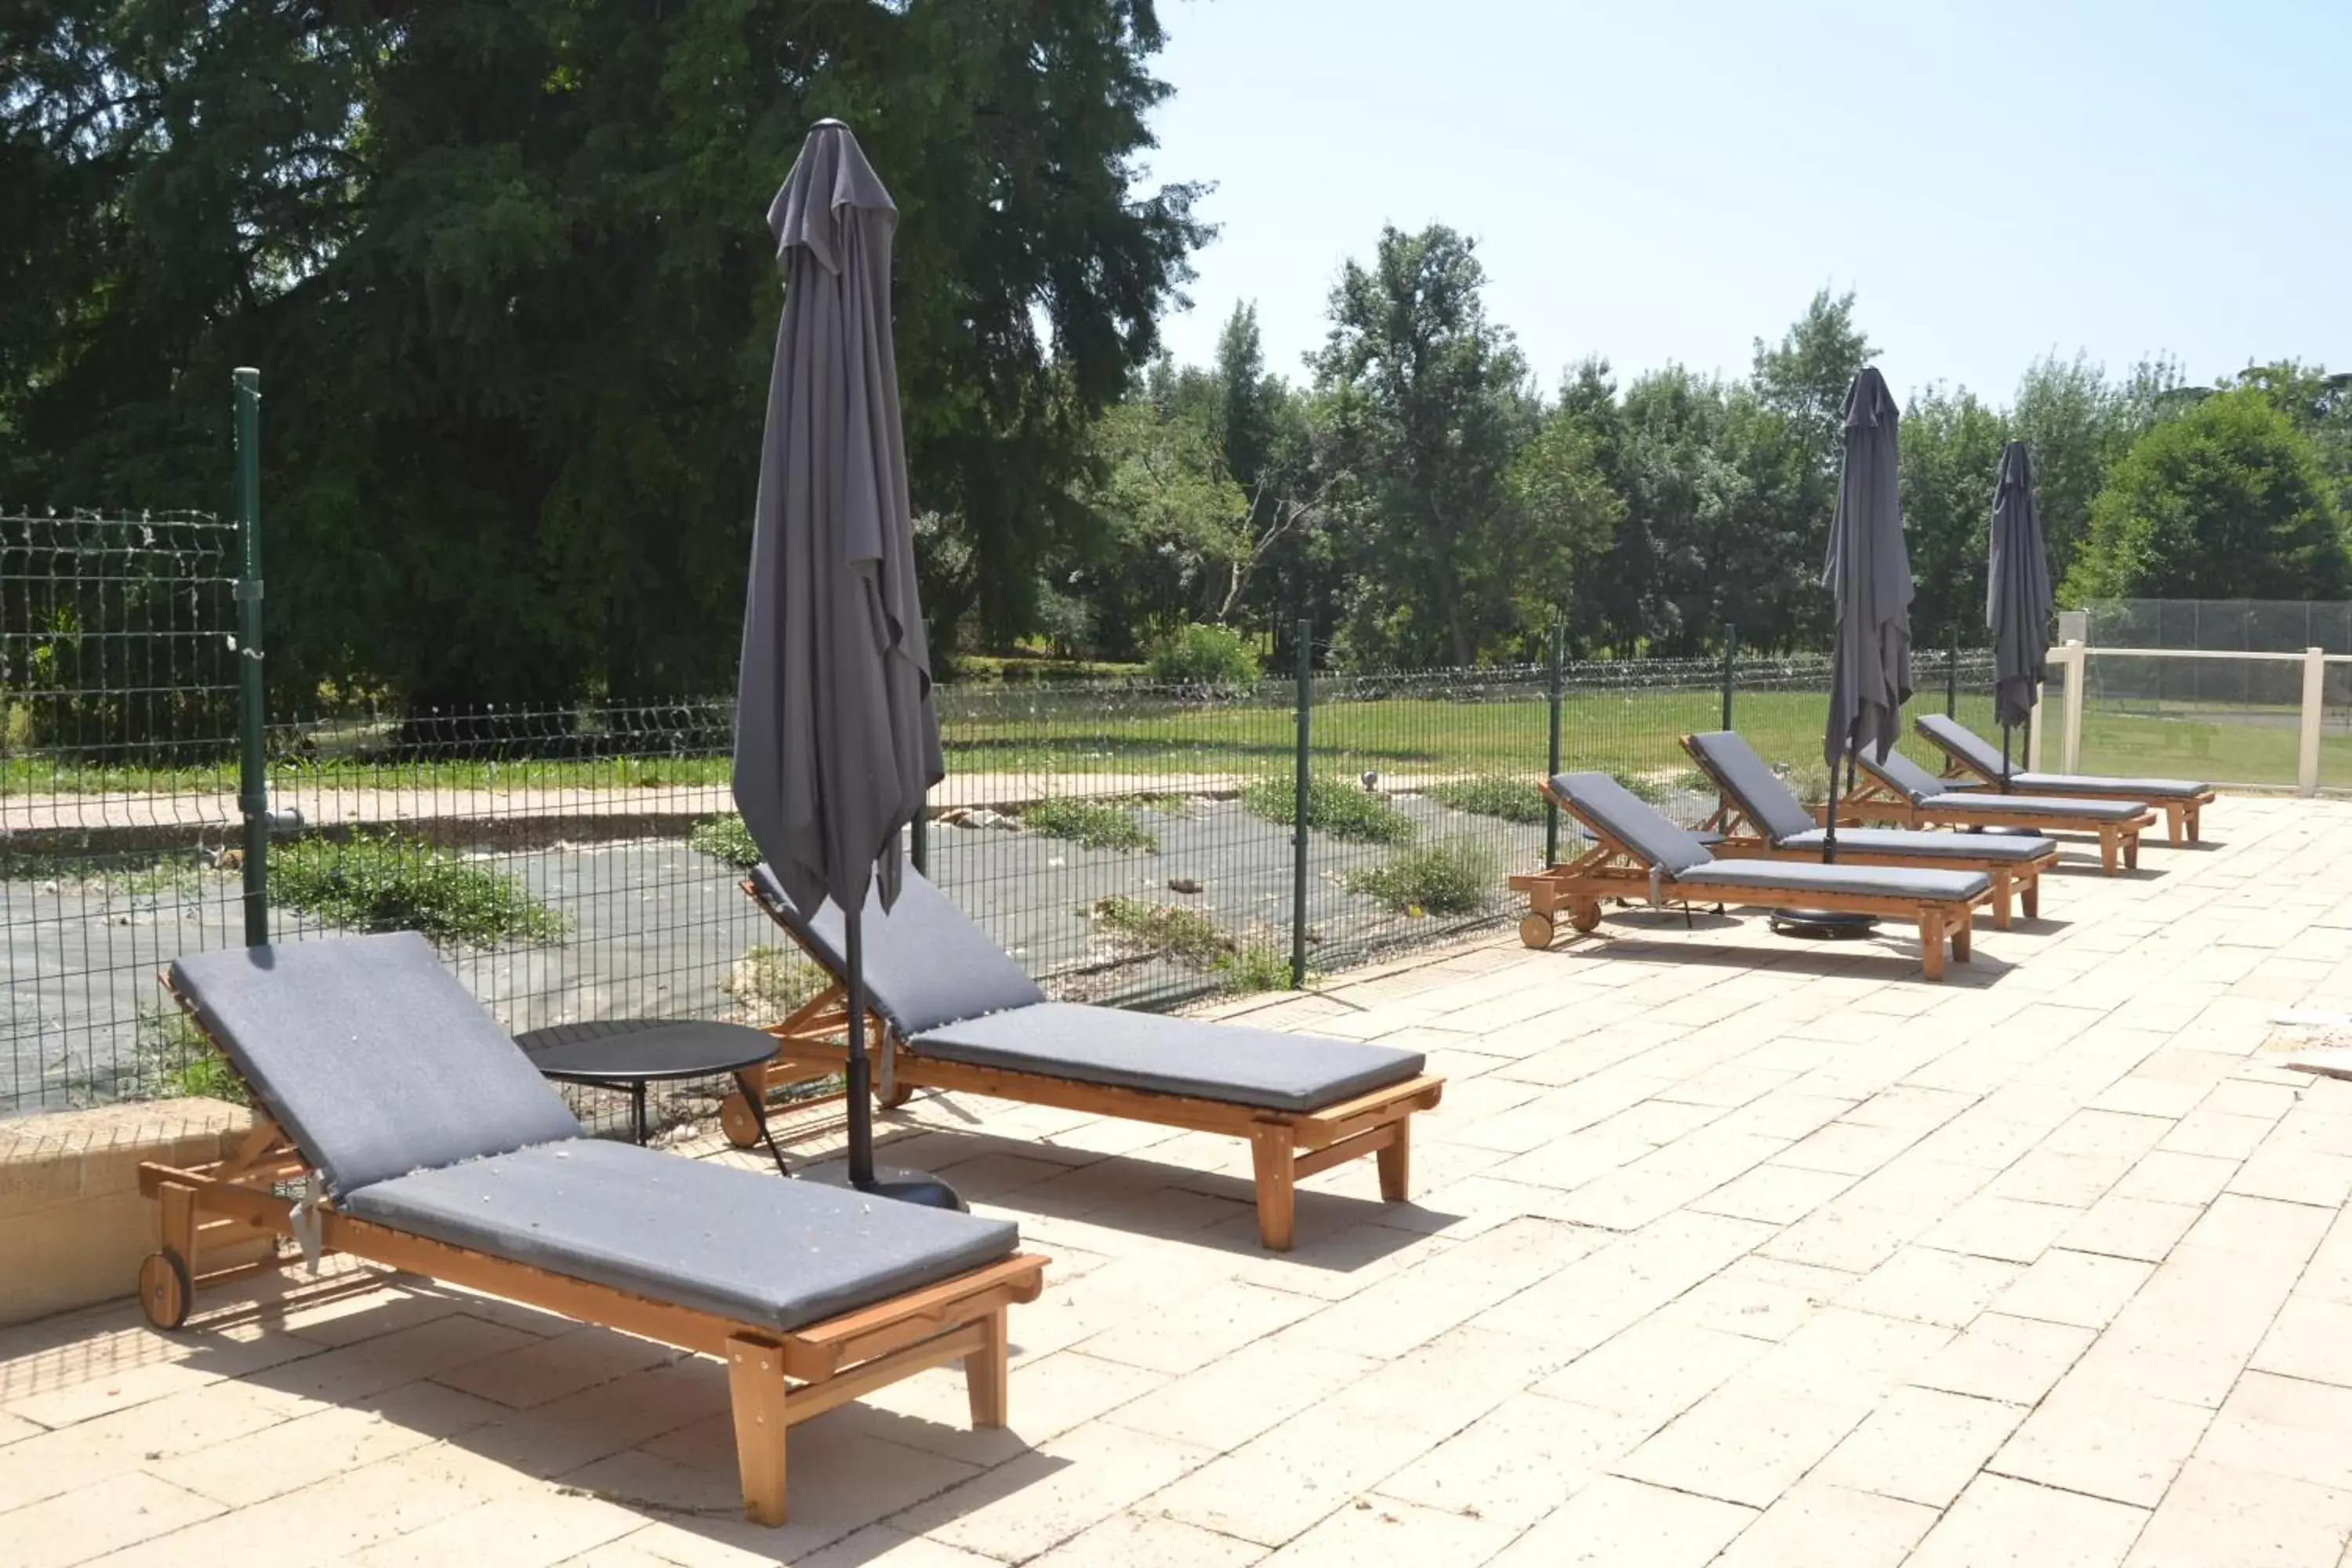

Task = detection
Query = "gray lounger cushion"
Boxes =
[1868,750,2148,822]
[1916,715,2205,797]
[1772,826,2055,864]
[170,935,582,1196]
[340,1139,1018,1331]
[750,862,1046,1036]
[1685,731,1818,844]
[1678,858,1990,904]
[1549,772,1714,876]
[909,1001,1425,1113]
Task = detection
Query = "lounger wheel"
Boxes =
[877,1082,914,1110]
[719,1092,762,1150]
[1567,898,1602,934]
[139,1250,192,1331]
[1519,913,1555,949]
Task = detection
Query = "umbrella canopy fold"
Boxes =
[1986,439,2053,735]
[733,119,942,922]
[1822,366,1913,771]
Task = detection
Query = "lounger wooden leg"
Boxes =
[966,1307,1010,1428]
[2165,804,2183,846]
[726,1334,789,1527]
[1991,869,2013,931]
[1918,913,1946,982]
[2126,830,2140,871]
[1250,1127,1297,1252]
[159,1178,198,1275]
[1376,1118,1410,1203]
[2187,804,2201,845]
[1952,916,1973,964]
[2100,827,2119,875]
[2023,872,2040,920]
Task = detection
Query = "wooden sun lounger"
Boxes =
[1679,733,2059,931]
[1915,713,2216,845]
[1837,757,2152,875]
[144,945,1046,1527]
[732,872,1443,1253]
[1510,777,1993,982]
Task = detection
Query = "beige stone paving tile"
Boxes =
[1021,1513,1265,1567]
[1650,1062,1800,1109]
[1102,1331,1377,1453]
[1276,1216,1603,1359]
[1709,1088,1861,1142]
[2,1470,223,1568]
[887,1418,1214,1561]
[1903,1473,2150,1568]
[2161,1109,2281,1160]
[1374,1390,1651,1530]
[1984,1145,2141,1210]
[2197,1372,2352,1493]
[1581,1094,1733,1147]
[2227,1143,2352,1208]
[1705,1475,1936,1568]
[1774,1119,1927,1177]
[1654,1254,1854,1342]
[2114,1149,2243,1207]
[1811,1385,2026,1508]
[1991,1247,2155,1330]
[1840,1083,1980,1134]
[456,1355,733,1484]
[1839,1246,2023,1330]
[1548,1131,1789,1232]
[1918,1192,2082,1264]
[89,1437,530,1568]
[1910,1307,2098,1401]
[430,1326,682,1410]
[1757,1200,1935,1274]
[351,1487,645,1567]
[2249,1297,2352,1390]
[784,1524,1007,1566]
[1143,1326,1555,1546]
[1078,1279,1325,1374]
[1531,1319,1768,1427]
[1483,1475,1755,1568]
[0,1376,298,1515]
[0,1410,39,1444]
[1610,1374,1875,1508]
[1991,1374,2214,1507]
[2045,1108,2176,1160]
[549,1534,692,1568]
[1688,1160,1857,1225]
[239,1312,546,1411]
[2118,1457,2352,1568]
[1472,1210,1775,1351]
[1258,1495,1519,1565]
[0,1324,319,1429]
[1745,1306,1954,1404]
[1485,1129,1656,1192]
[151,1377,503,1507]
[2205,1079,2303,1119]
[829,1349,1166,1470]
[1214,1217,1454,1304]
[2060,1194,2207,1263]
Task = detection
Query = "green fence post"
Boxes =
[1544,621,1564,866]
[1947,622,1960,717]
[234,368,270,948]
[1290,619,1311,989]
[1719,621,1738,731]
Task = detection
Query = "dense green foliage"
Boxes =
[687,813,763,868]
[1021,797,1157,851]
[1239,775,1414,844]
[1345,837,1497,915]
[1425,773,1546,825]
[271,833,568,946]
[1143,621,1261,685]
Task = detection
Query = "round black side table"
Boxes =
[515,1019,792,1180]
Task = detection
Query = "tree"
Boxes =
[0,1,1206,704]
[1312,225,1537,666]
[2010,353,2114,584]
[2064,389,2348,603]
[1900,385,2009,647]
[1753,289,1874,473]
[1497,409,1623,655]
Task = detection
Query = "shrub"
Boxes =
[1090,896,1229,965]
[271,833,568,947]
[1426,773,1545,824]
[139,1006,247,1105]
[1145,621,1261,686]
[723,944,826,1019]
[687,812,763,867]
[1615,768,1709,806]
[1345,837,1498,916]
[1211,945,1294,995]
[1022,797,1158,852]
[1240,775,1414,844]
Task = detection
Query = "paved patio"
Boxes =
[6,795,2352,1566]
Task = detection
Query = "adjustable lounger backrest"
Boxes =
[1549,772,1715,877]
[169,932,582,1197]
[749,861,1047,1037]
[1864,748,1952,806]
[1916,714,2009,779]
[1684,731,1817,844]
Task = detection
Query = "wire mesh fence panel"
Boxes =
[2077,652,2307,788]
[1,510,245,1113]
[2083,599,2352,655]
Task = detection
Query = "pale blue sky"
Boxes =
[1145,1,2347,408]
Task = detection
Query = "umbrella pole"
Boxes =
[844,908,877,1189]
[2002,723,2013,793]
[1821,753,1842,863]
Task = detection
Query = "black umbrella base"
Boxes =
[1769,908,1880,939]
[854,1171,969,1212]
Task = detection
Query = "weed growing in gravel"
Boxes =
[1091,896,1229,964]
[1240,775,1414,844]
[1615,768,1711,806]
[1425,773,1545,824]
[1345,836,1498,916]
[139,1006,246,1105]
[723,944,826,1019]
[686,812,763,867]
[1022,797,1158,852]
[271,833,568,947]
[1211,944,1294,994]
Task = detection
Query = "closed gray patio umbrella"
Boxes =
[1985,440,2052,789]
[1818,365,1912,862]
[732,119,953,1206]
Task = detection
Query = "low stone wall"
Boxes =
[0,1098,275,1327]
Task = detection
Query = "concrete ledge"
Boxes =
[0,1098,276,1327]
